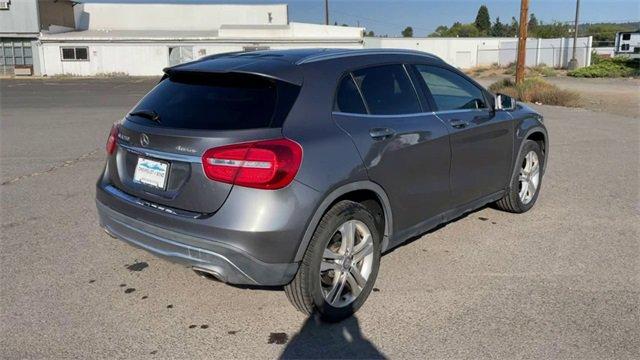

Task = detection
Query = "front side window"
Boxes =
[352,64,422,115]
[61,47,89,61]
[334,75,367,114]
[415,65,487,111]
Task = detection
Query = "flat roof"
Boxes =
[40,30,220,41]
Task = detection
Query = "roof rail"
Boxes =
[296,49,442,65]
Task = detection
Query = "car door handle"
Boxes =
[369,127,396,140]
[450,119,470,129]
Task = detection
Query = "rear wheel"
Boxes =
[495,140,544,213]
[285,200,381,322]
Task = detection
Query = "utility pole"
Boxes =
[568,0,580,69]
[325,0,329,25]
[515,0,529,85]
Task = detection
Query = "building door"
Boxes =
[168,46,194,66]
[0,38,35,76]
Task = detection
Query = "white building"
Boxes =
[614,31,640,59]
[0,0,75,75]
[37,2,364,76]
[4,1,594,76]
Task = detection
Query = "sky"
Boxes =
[81,0,640,36]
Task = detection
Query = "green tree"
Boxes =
[429,25,449,37]
[365,30,375,37]
[474,5,491,34]
[532,21,570,38]
[401,26,414,37]
[507,17,519,37]
[528,13,539,33]
[429,22,482,37]
[490,17,507,37]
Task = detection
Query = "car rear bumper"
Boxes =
[97,200,299,285]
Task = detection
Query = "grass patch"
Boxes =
[489,78,580,107]
[568,57,640,78]
[503,63,557,77]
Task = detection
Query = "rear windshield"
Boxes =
[128,72,299,130]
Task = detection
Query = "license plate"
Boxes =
[133,157,169,190]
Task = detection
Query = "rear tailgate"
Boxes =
[109,126,283,214]
[107,71,299,214]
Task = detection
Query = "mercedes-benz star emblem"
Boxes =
[140,133,150,147]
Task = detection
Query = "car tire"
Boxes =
[285,200,381,322]
[495,140,544,213]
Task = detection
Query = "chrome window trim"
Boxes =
[332,111,437,118]
[332,108,490,118]
[433,108,491,115]
[119,143,202,164]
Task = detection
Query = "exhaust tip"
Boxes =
[193,267,226,283]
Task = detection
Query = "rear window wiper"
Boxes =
[129,109,161,123]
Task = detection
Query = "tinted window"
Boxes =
[334,75,367,114]
[352,65,421,115]
[415,65,487,111]
[128,73,299,130]
[75,47,88,60]
[61,48,74,60]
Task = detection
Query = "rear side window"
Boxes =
[334,75,367,114]
[128,72,299,130]
[352,65,421,115]
[415,65,487,111]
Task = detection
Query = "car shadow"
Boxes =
[280,314,387,359]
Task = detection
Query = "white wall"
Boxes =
[73,3,288,31]
[0,0,39,35]
[219,22,363,40]
[365,36,593,69]
[40,40,362,76]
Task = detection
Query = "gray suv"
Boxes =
[96,49,547,321]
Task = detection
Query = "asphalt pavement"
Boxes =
[1,78,638,359]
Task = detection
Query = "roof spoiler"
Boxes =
[162,55,303,86]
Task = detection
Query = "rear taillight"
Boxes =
[106,124,119,155]
[202,138,303,190]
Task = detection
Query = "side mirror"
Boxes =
[495,93,516,111]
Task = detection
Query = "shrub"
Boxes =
[489,78,580,107]
[501,63,556,77]
[568,57,640,78]
[529,64,557,77]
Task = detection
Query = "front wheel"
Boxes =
[285,200,381,322]
[495,140,544,213]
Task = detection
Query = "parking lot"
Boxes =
[1,77,638,359]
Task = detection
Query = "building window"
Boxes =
[0,1,11,10]
[622,33,631,40]
[61,47,89,61]
[621,44,630,51]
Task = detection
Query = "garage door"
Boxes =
[0,38,34,76]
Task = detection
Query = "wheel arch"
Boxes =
[294,181,393,262]
[510,126,549,189]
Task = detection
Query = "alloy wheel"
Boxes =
[518,150,540,204]
[320,220,375,308]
